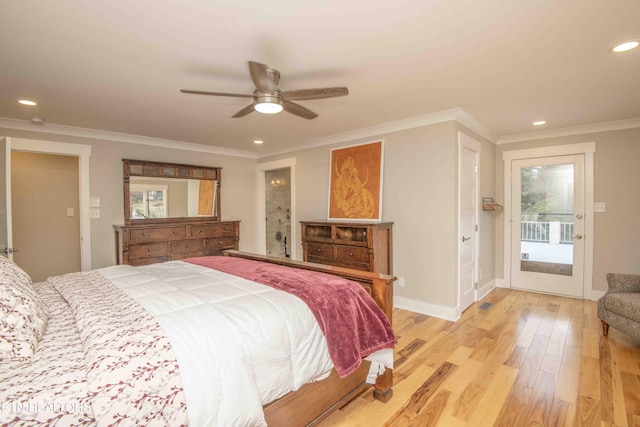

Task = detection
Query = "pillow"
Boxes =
[0,256,48,361]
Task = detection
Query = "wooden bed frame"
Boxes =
[223,250,396,426]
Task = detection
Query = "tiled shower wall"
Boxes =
[265,168,291,258]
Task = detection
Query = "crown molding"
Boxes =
[497,117,640,144]
[257,108,496,158]
[1,107,497,160]
[0,117,258,159]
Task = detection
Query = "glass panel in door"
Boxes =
[520,163,574,276]
[511,155,584,297]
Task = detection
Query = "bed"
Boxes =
[0,250,396,426]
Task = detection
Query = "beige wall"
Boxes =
[262,121,496,312]
[12,151,81,281]
[1,127,259,269]
[495,127,640,292]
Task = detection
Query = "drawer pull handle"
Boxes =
[224,226,229,231]
[147,248,152,252]
[172,230,177,234]
[316,248,322,252]
[141,232,147,237]
[219,241,223,246]
[349,252,354,257]
[186,244,190,248]
[199,228,205,233]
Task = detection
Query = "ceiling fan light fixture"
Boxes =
[612,41,639,53]
[254,93,283,114]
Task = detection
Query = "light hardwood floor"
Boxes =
[318,288,640,427]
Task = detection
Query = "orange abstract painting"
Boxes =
[328,141,383,220]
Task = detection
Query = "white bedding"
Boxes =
[98,261,335,427]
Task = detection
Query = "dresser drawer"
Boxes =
[204,237,236,252]
[306,243,335,259]
[129,227,187,243]
[336,245,370,263]
[191,223,236,238]
[331,259,371,272]
[171,251,204,261]
[129,242,169,259]
[169,239,204,255]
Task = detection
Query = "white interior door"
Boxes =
[458,133,479,312]
[510,155,585,297]
[0,137,13,260]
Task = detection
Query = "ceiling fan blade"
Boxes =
[249,61,278,92]
[231,103,256,118]
[180,89,253,98]
[281,87,349,101]
[283,100,318,120]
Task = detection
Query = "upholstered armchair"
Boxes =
[597,273,640,340]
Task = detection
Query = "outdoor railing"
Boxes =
[521,214,574,244]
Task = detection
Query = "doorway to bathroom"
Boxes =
[264,168,291,258]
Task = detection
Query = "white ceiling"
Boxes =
[1,1,639,156]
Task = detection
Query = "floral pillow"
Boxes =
[0,256,48,361]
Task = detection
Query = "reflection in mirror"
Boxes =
[129,176,218,219]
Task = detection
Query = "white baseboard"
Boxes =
[393,279,602,322]
[393,296,460,322]
[477,279,496,300]
[589,289,605,300]
[487,277,605,301]
[495,278,509,288]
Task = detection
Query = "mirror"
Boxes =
[123,159,221,225]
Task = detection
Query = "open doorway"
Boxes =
[1,137,92,273]
[257,158,296,259]
[12,151,81,281]
[265,168,291,258]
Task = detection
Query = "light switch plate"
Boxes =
[90,197,100,208]
[90,208,101,219]
[594,202,606,212]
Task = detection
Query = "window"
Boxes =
[130,184,168,219]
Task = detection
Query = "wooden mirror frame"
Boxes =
[123,159,222,226]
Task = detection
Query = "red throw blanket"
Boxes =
[184,256,396,377]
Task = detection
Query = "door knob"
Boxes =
[462,236,471,242]
[576,214,583,219]
[573,235,583,240]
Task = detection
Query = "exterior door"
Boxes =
[0,137,13,260]
[458,133,479,312]
[510,155,585,297]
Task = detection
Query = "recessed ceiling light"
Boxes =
[18,99,37,106]
[254,140,264,144]
[612,41,639,53]
[533,120,546,126]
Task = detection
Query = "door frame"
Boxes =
[502,142,595,298]
[10,138,92,271]
[257,158,297,259]
[457,132,480,314]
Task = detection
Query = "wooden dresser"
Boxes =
[300,221,393,274]
[114,220,240,266]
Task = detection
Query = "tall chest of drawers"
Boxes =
[300,221,393,274]
[114,220,240,266]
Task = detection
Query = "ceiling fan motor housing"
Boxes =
[254,90,283,114]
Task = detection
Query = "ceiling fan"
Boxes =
[180,61,348,120]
